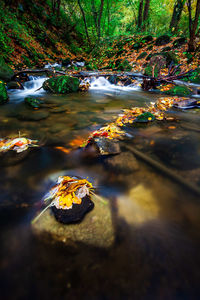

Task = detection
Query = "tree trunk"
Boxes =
[97,0,104,42]
[137,0,144,29]
[77,0,91,46]
[169,0,186,33]
[142,0,150,31]
[188,0,200,51]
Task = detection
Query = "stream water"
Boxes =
[1,76,200,300]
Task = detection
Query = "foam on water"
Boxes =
[9,76,48,101]
[89,77,141,92]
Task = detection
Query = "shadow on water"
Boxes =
[1,79,200,299]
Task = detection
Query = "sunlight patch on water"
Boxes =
[117,184,160,225]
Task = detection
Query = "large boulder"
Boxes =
[32,194,115,248]
[0,81,9,104]
[43,76,80,94]
[0,57,14,82]
[173,37,187,49]
[155,35,171,46]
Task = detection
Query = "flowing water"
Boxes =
[1,76,200,300]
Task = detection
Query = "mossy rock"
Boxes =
[25,97,44,108]
[0,81,9,104]
[182,68,200,84]
[173,37,187,49]
[137,52,147,60]
[0,57,14,82]
[155,35,171,46]
[135,112,155,123]
[115,59,132,71]
[164,86,192,97]
[161,51,179,66]
[132,41,143,50]
[141,35,153,43]
[43,76,80,94]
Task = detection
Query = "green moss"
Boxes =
[0,81,9,104]
[43,76,80,94]
[0,57,14,82]
[165,86,192,97]
[25,97,43,108]
[136,112,155,123]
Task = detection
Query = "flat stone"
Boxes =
[105,151,139,174]
[32,195,115,248]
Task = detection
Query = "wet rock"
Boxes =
[155,35,171,46]
[0,81,9,104]
[173,98,200,109]
[104,151,139,174]
[7,81,24,90]
[25,97,44,109]
[52,196,94,224]
[87,137,121,156]
[43,76,80,94]
[17,110,49,121]
[32,194,115,248]
[173,37,187,48]
[0,57,14,82]
[135,112,155,123]
[164,85,192,97]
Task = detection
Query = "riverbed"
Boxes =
[1,77,200,299]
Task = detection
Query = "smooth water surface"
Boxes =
[1,77,200,300]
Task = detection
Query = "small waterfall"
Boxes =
[9,76,48,101]
[89,76,141,92]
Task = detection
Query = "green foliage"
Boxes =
[0,80,9,104]
[165,85,192,97]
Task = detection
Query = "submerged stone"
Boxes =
[25,97,44,108]
[104,151,139,174]
[43,75,80,94]
[32,194,115,248]
[0,81,9,104]
[17,110,49,121]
